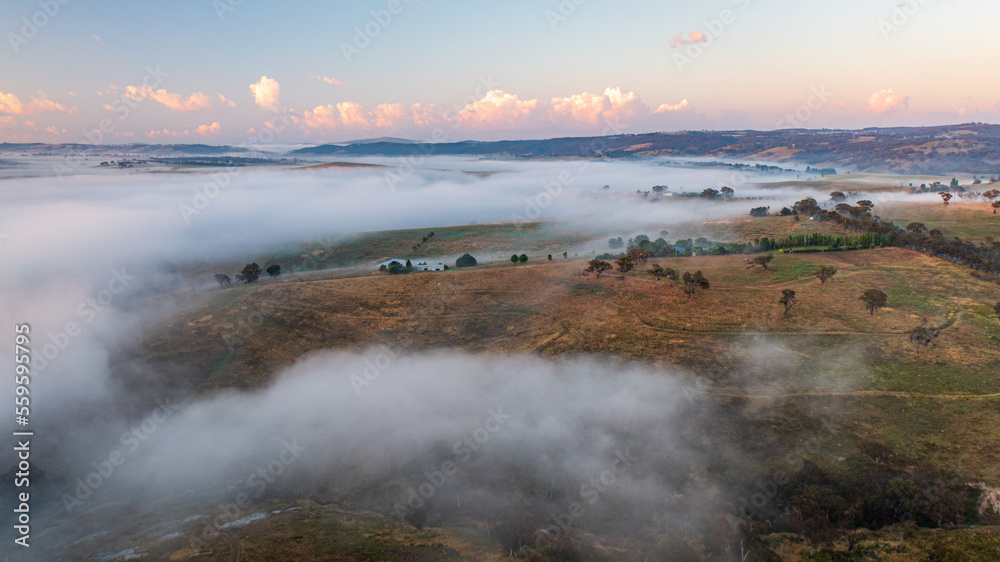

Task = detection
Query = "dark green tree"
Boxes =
[456,254,478,267]
[511,254,519,264]
[682,270,710,299]
[214,273,231,288]
[241,263,262,283]
[778,289,797,317]
[518,254,528,263]
[615,256,634,277]
[266,264,281,278]
[815,266,838,284]
[752,254,774,270]
[860,289,888,315]
[585,259,612,278]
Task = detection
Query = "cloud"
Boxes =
[92,35,105,46]
[297,87,661,137]
[308,75,348,88]
[457,90,541,128]
[670,31,708,48]
[250,75,281,111]
[122,86,235,112]
[654,99,690,113]
[866,89,909,114]
[146,122,221,138]
[0,92,73,115]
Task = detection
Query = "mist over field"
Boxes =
[0,154,996,559]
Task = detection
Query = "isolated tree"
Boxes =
[547,254,553,261]
[241,263,262,283]
[518,253,528,264]
[939,192,953,206]
[906,222,926,234]
[750,206,770,218]
[909,321,940,350]
[993,201,1000,214]
[752,254,774,270]
[647,264,679,284]
[456,253,478,267]
[701,188,720,199]
[860,289,888,316]
[660,230,670,238]
[950,177,960,190]
[615,256,634,277]
[214,273,231,288]
[585,259,612,278]
[562,251,568,259]
[608,237,625,249]
[682,270,710,299]
[266,264,281,278]
[510,254,519,264]
[830,191,847,202]
[720,186,735,198]
[626,247,650,265]
[984,189,1000,201]
[815,266,838,284]
[778,289,797,318]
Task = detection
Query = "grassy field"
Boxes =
[89,223,1000,560]
[878,200,1000,241]
[135,247,1000,476]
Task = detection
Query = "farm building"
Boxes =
[415,263,446,272]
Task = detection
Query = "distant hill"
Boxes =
[0,143,266,156]
[291,123,1000,174]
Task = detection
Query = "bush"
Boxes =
[456,253,478,268]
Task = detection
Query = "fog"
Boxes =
[0,156,879,557]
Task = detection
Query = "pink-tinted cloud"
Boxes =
[0,92,73,115]
[654,99,690,113]
[146,122,222,138]
[296,87,664,135]
[308,75,349,88]
[249,76,281,110]
[457,90,541,128]
[670,31,708,48]
[123,86,235,112]
[866,89,909,114]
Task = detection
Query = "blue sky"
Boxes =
[2,0,998,144]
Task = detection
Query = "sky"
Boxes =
[1,0,998,145]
